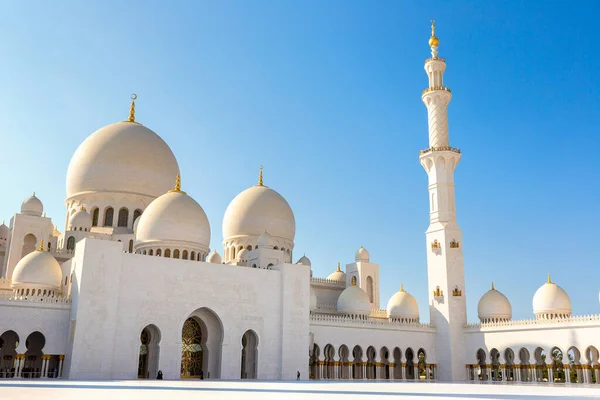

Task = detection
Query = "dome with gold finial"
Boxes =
[429,19,440,47]
[386,284,419,322]
[478,282,512,323]
[296,254,311,267]
[134,174,211,257]
[12,241,63,295]
[222,166,295,261]
[337,276,371,316]
[327,262,346,282]
[66,94,180,200]
[532,274,571,320]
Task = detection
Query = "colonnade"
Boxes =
[311,360,436,381]
[0,354,64,379]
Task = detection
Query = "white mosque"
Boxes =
[0,23,599,384]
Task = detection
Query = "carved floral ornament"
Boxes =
[431,239,441,249]
[433,286,443,297]
[449,239,460,248]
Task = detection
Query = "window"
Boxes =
[173,249,180,259]
[133,209,142,224]
[128,240,134,253]
[165,249,171,258]
[118,208,129,227]
[92,208,99,227]
[66,236,75,250]
[104,207,114,227]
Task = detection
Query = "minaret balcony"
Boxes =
[419,146,461,156]
[422,86,451,96]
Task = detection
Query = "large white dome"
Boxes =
[66,121,179,199]
[477,283,512,322]
[532,275,572,319]
[337,278,371,316]
[12,247,62,291]
[386,285,419,322]
[223,184,295,243]
[21,193,43,217]
[135,185,210,252]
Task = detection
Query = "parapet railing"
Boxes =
[311,277,345,286]
[0,291,71,305]
[421,86,451,96]
[464,314,600,329]
[310,313,435,330]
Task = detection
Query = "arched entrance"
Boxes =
[180,308,223,379]
[23,331,45,378]
[309,344,320,379]
[240,330,258,379]
[405,348,415,379]
[393,347,402,379]
[352,346,363,379]
[0,331,19,378]
[137,325,161,379]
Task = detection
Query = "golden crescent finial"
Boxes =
[168,174,186,194]
[258,165,264,186]
[38,240,45,252]
[400,283,405,292]
[336,262,341,272]
[351,276,357,286]
[491,282,495,290]
[547,273,552,284]
[429,19,440,47]
[128,93,137,122]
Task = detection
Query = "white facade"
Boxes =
[0,23,598,385]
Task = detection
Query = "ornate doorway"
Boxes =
[181,318,203,378]
[137,329,150,378]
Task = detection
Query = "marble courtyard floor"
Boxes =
[2,380,600,399]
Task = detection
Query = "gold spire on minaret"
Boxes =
[169,174,186,194]
[128,94,138,122]
[491,282,495,290]
[258,165,264,186]
[429,19,440,47]
[37,240,44,252]
[547,274,552,284]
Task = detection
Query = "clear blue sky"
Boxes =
[0,1,598,322]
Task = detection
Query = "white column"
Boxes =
[487,365,492,382]
[40,357,47,378]
[548,365,553,383]
[58,355,64,378]
[501,366,506,382]
[13,356,21,378]
[414,363,418,381]
[565,365,571,383]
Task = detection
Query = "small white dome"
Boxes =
[207,250,222,264]
[223,184,295,243]
[386,285,419,321]
[327,263,346,282]
[337,277,371,316]
[355,246,370,262]
[66,121,179,199]
[0,223,9,241]
[310,286,318,311]
[238,248,249,261]
[296,255,311,267]
[533,275,572,319]
[12,247,62,291]
[257,231,276,249]
[69,207,92,230]
[135,184,210,252]
[478,283,512,322]
[21,193,43,217]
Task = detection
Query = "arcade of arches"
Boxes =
[0,330,64,379]
[468,345,600,384]
[309,344,434,381]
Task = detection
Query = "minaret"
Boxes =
[419,21,467,381]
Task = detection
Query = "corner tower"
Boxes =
[419,21,466,381]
